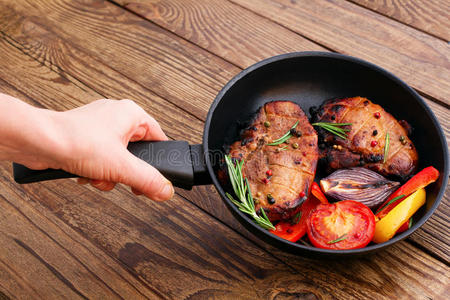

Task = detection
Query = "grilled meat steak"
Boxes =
[312,97,418,179]
[228,101,318,221]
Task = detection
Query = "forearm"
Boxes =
[0,94,173,200]
[0,93,64,169]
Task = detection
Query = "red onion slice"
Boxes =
[320,167,400,209]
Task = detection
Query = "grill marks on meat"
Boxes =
[313,97,418,179]
[228,101,318,221]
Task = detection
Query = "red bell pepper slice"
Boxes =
[311,182,329,204]
[270,183,327,242]
[376,166,439,219]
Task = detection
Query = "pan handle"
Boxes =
[12,141,212,190]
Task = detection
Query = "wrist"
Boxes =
[0,95,68,170]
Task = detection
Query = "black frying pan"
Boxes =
[13,52,449,257]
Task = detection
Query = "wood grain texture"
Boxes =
[230,0,450,106]
[409,186,450,262]
[0,25,203,144]
[0,177,160,299]
[0,0,239,121]
[0,19,449,300]
[115,0,325,67]
[0,0,449,298]
[348,0,450,41]
[1,11,449,299]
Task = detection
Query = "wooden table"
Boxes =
[0,0,448,298]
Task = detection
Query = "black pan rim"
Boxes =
[203,51,449,255]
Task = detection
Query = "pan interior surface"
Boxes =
[205,53,448,256]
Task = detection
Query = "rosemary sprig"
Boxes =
[375,194,405,214]
[267,121,299,146]
[383,132,390,163]
[224,155,275,230]
[327,234,348,244]
[312,122,352,139]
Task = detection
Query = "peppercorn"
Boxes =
[399,136,407,145]
[374,112,381,119]
[372,130,378,136]
[371,141,378,147]
[299,191,305,198]
[262,178,269,184]
[401,139,407,145]
[267,194,275,204]
[292,142,299,149]
[264,121,271,128]
[290,129,302,137]
[266,169,273,176]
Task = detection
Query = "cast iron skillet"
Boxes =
[13,52,449,257]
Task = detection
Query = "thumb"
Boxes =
[118,150,174,201]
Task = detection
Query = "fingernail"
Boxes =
[156,181,174,201]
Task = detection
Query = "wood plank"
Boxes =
[0,0,239,121]
[229,0,450,106]
[1,0,448,262]
[348,0,450,41]
[0,22,449,299]
[115,0,325,67]
[0,176,159,299]
[409,185,450,262]
[109,0,450,258]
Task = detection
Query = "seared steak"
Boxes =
[228,101,318,221]
[312,97,418,179]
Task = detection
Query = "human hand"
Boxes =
[50,99,174,201]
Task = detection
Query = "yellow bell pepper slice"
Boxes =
[373,188,426,244]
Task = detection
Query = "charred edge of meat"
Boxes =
[310,97,349,122]
[262,197,304,221]
[319,148,410,182]
[399,120,413,136]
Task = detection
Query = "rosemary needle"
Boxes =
[327,234,348,244]
[375,194,405,214]
[224,155,275,230]
[267,121,299,146]
[312,122,352,139]
[384,132,390,163]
